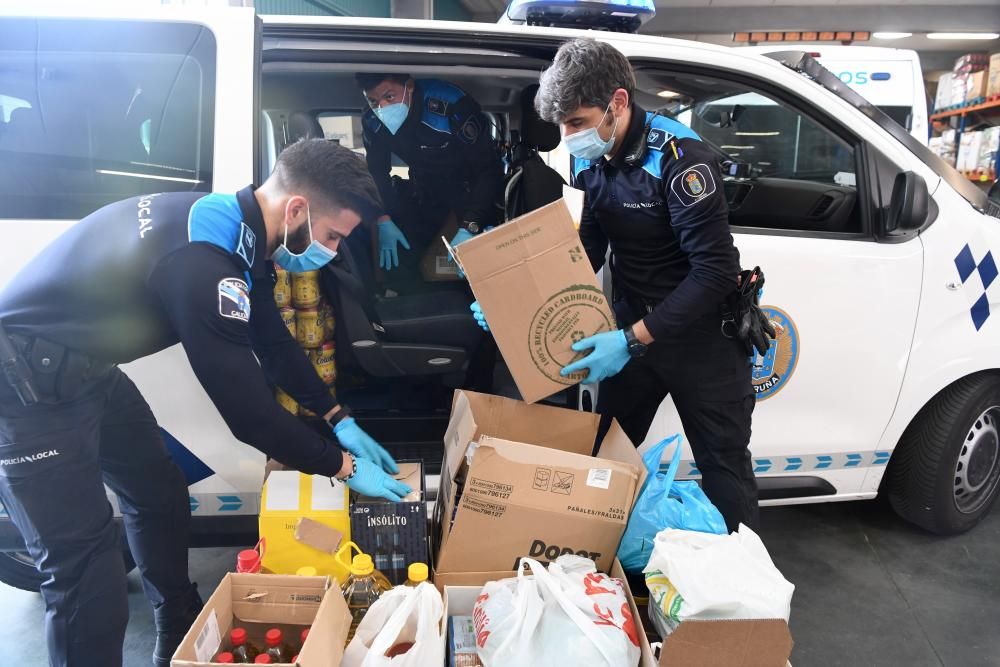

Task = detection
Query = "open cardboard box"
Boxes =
[448,198,615,403]
[441,559,658,666]
[432,390,644,581]
[171,573,349,666]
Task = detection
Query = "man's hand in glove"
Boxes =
[470,301,490,332]
[735,267,778,357]
[559,330,631,385]
[377,218,411,270]
[338,454,412,502]
[333,417,399,474]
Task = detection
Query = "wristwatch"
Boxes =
[463,221,482,234]
[623,326,648,358]
[324,405,353,428]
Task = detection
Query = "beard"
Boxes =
[285,222,312,254]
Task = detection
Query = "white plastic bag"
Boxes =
[341,582,444,667]
[473,556,641,667]
[643,524,794,629]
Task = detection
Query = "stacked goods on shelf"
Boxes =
[934,73,955,113]
[272,266,337,418]
[929,128,958,166]
[951,53,990,109]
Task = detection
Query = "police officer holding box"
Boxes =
[0,139,410,667]
[533,38,774,533]
[356,73,504,281]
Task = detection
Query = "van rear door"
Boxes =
[0,6,266,511]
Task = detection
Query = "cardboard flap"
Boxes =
[660,619,793,667]
[444,391,480,479]
[595,419,648,508]
[453,199,576,282]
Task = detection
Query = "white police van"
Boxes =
[1,2,999,590]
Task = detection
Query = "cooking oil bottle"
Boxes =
[336,541,392,642]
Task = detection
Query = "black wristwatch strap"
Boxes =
[337,456,358,482]
[624,326,639,346]
[325,405,353,428]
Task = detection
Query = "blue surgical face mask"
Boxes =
[374,86,411,135]
[271,206,337,273]
[564,100,620,161]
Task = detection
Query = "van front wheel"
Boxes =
[887,375,1000,534]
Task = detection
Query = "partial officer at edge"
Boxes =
[0,139,410,667]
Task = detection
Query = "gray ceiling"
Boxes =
[457,0,1000,71]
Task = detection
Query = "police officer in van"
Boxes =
[0,139,410,667]
[533,38,774,533]
[355,73,504,285]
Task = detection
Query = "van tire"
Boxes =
[887,374,1000,534]
[0,548,136,593]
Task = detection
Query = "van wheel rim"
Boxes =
[954,406,1000,514]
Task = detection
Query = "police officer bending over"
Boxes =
[534,39,764,533]
[356,73,504,282]
[0,139,410,667]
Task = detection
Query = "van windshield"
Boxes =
[763,51,995,216]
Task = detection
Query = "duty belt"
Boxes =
[0,326,114,404]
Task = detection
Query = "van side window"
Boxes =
[0,18,216,220]
[638,69,862,235]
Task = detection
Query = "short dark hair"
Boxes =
[354,72,410,93]
[535,38,636,123]
[273,139,382,222]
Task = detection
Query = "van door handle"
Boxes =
[946,281,960,291]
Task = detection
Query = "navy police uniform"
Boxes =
[575,103,759,532]
[0,186,346,667]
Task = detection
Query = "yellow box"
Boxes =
[259,470,351,583]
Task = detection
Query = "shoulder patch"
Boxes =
[459,115,483,144]
[426,97,449,116]
[646,127,673,151]
[218,278,251,323]
[670,163,717,207]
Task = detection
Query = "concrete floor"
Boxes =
[1,499,998,666]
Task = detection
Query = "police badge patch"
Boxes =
[235,223,256,270]
[218,278,251,323]
[459,116,483,144]
[670,163,717,207]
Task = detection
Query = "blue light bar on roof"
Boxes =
[504,0,656,33]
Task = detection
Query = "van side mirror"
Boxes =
[886,171,929,233]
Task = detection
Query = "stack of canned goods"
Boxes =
[272,266,337,417]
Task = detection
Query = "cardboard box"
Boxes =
[449,198,616,403]
[171,573,349,666]
[433,390,644,578]
[934,72,954,111]
[967,70,989,101]
[349,461,429,585]
[420,213,463,282]
[988,53,1000,97]
[950,73,971,107]
[441,559,659,666]
[978,126,1000,172]
[259,470,351,581]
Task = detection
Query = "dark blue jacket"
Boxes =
[362,78,503,227]
[574,103,741,341]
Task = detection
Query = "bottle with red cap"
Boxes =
[214,652,235,664]
[229,627,260,663]
[254,654,272,664]
[236,538,266,574]
[264,628,294,663]
[300,627,309,648]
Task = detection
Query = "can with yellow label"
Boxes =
[311,342,337,385]
[279,307,296,338]
[296,308,323,348]
[273,266,292,308]
[292,270,321,308]
[318,301,336,341]
[275,388,297,415]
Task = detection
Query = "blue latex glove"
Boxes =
[343,456,412,502]
[377,219,411,271]
[559,329,631,385]
[449,228,476,279]
[333,417,399,474]
[470,301,490,332]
